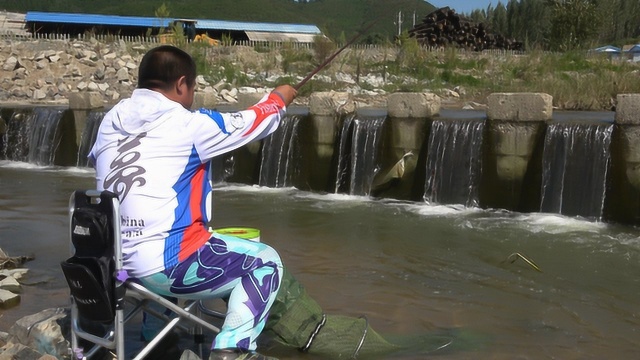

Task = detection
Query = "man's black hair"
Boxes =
[138,45,197,91]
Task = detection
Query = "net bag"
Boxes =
[265,269,400,358]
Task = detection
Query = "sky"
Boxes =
[427,1,496,15]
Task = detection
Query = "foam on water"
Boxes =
[0,160,46,169]
[214,183,298,194]
[404,202,483,216]
[0,160,95,177]
[513,212,607,234]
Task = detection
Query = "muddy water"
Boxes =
[1,162,640,359]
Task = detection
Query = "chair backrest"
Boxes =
[61,190,120,323]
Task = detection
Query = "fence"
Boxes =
[0,31,532,58]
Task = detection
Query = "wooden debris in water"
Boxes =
[0,248,34,270]
[504,252,542,272]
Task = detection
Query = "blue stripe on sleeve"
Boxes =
[198,108,230,135]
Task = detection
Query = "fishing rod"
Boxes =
[294,18,382,90]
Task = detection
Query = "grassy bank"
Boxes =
[177,37,640,111]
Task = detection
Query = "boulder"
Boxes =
[7,308,69,359]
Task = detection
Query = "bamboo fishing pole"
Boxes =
[294,18,382,90]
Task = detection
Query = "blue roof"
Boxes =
[25,11,173,27]
[195,19,320,34]
[592,45,621,53]
[626,44,640,53]
[25,11,321,34]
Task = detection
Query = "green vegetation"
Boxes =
[173,35,640,111]
[5,0,640,51]
[469,0,640,51]
[0,0,434,42]
[4,0,640,109]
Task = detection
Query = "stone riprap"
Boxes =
[0,37,474,111]
[0,247,32,310]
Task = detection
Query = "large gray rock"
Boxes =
[0,343,43,360]
[7,308,69,359]
[2,56,18,71]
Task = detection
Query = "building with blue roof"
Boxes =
[23,11,322,43]
[623,44,640,62]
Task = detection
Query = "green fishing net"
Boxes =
[263,268,400,359]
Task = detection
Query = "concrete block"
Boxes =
[496,155,530,182]
[487,93,553,121]
[491,122,540,156]
[615,94,640,125]
[192,92,218,110]
[236,93,265,109]
[68,91,104,110]
[387,92,440,118]
[309,91,351,116]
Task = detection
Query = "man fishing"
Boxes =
[90,44,296,360]
[90,37,405,359]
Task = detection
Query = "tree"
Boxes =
[155,2,170,19]
[491,2,508,37]
[545,0,600,50]
[597,0,640,44]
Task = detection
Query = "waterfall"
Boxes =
[76,110,105,167]
[211,154,235,184]
[540,121,613,220]
[1,107,65,165]
[258,114,303,188]
[424,118,484,207]
[332,113,386,196]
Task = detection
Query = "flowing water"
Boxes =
[424,119,484,207]
[540,121,613,220]
[2,107,66,165]
[332,113,387,196]
[258,115,303,188]
[1,161,640,359]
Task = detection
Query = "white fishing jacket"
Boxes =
[89,88,286,277]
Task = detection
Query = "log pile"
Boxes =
[408,7,524,51]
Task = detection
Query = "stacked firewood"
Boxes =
[407,7,523,51]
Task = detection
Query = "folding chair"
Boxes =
[61,190,225,359]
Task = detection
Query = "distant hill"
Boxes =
[0,0,437,41]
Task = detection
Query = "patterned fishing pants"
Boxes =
[138,234,283,351]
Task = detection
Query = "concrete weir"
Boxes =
[482,93,552,211]
[6,91,640,225]
[609,94,640,224]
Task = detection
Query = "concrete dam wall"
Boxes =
[2,91,640,225]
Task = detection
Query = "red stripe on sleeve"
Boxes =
[242,92,286,137]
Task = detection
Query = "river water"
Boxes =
[1,160,640,359]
